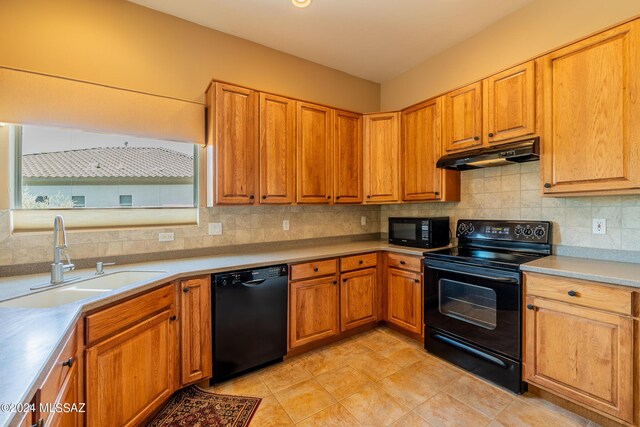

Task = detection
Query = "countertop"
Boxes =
[521,255,640,288]
[0,240,436,427]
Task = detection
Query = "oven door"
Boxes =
[424,259,521,359]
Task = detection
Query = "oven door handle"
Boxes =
[425,265,518,283]
[431,333,509,369]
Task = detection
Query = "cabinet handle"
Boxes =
[526,304,534,310]
[544,183,551,189]
[327,196,331,199]
[343,278,348,283]
[567,290,577,297]
[473,136,479,141]
[262,195,267,199]
[61,357,74,368]
[314,267,319,272]
[170,315,177,321]
[333,281,337,285]
[488,132,494,137]
[249,195,255,199]
[414,279,420,283]
[434,192,439,196]
[183,287,189,293]
[336,196,341,199]
[400,260,406,265]
[358,260,363,265]
[366,195,371,198]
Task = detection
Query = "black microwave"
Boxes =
[388,217,450,248]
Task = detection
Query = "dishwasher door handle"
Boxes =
[242,279,267,287]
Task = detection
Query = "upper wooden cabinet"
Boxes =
[296,102,334,204]
[484,61,536,144]
[401,98,460,202]
[259,93,296,204]
[443,82,483,152]
[541,21,640,195]
[207,82,258,204]
[363,112,401,203]
[333,110,363,204]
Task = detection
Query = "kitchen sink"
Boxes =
[0,270,167,309]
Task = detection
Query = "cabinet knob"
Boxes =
[526,304,534,310]
[170,315,177,321]
[336,196,341,199]
[358,260,363,265]
[367,195,371,199]
[183,287,189,293]
[333,281,337,285]
[314,267,319,272]
[473,136,480,141]
[434,192,439,196]
[249,195,255,199]
[568,290,577,297]
[343,278,348,283]
[544,183,551,189]
[262,195,267,199]
[488,132,494,137]
[400,260,406,265]
[61,357,74,368]
[414,279,420,283]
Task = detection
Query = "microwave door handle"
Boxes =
[426,265,518,284]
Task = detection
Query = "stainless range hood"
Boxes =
[436,137,539,170]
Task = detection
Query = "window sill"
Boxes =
[11,208,198,232]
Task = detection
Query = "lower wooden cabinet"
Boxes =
[340,267,377,331]
[179,276,212,386]
[386,267,422,335]
[48,360,80,427]
[289,275,340,348]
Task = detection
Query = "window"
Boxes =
[71,196,86,208]
[119,195,132,207]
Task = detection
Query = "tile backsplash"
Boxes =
[1,161,639,269]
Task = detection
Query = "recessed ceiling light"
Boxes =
[291,0,311,8]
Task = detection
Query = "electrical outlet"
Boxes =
[361,216,367,226]
[208,222,222,235]
[282,220,290,231]
[158,232,174,242]
[593,218,607,235]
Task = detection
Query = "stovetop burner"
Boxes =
[425,247,546,271]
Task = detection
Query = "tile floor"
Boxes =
[206,327,599,426]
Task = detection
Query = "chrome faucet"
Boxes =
[51,215,75,284]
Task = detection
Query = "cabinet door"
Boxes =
[363,112,400,203]
[86,310,177,427]
[209,83,258,204]
[180,276,212,386]
[47,361,80,427]
[289,276,339,348]
[541,21,640,194]
[259,93,296,204]
[296,102,333,204]
[484,61,536,144]
[340,268,377,331]
[443,82,483,152]
[386,268,422,335]
[525,297,634,423]
[401,98,442,201]
[333,110,363,203]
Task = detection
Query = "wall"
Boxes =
[0,0,379,113]
[381,0,640,110]
[381,163,640,253]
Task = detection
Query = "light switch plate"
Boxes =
[208,222,222,235]
[361,216,367,226]
[282,220,290,231]
[593,218,607,235]
[158,232,174,242]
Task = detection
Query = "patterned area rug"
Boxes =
[147,386,261,427]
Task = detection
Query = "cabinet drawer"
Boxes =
[340,253,377,272]
[386,253,422,273]
[40,325,78,421]
[86,284,175,345]
[525,273,634,316]
[290,259,338,281]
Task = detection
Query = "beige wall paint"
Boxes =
[381,0,640,110]
[0,0,379,113]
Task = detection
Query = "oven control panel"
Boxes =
[457,220,551,243]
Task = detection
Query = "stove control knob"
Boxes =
[457,223,467,235]
[514,225,524,236]
[523,227,533,237]
[534,226,546,238]
[467,223,475,234]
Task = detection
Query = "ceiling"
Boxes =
[129,0,534,83]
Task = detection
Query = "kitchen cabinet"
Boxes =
[443,82,483,152]
[48,360,80,427]
[259,93,296,204]
[401,97,460,202]
[179,276,212,386]
[296,102,333,204]
[385,253,423,336]
[85,285,178,427]
[207,82,258,204]
[541,21,640,195]
[524,273,636,424]
[289,274,340,348]
[333,110,363,203]
[363,112,401,203]
[340,267,377,331]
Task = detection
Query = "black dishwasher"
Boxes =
[212,264,288,383]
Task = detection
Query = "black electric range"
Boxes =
[423,219,552,393]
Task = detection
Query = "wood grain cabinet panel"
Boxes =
[179,276,212,386]
[296,102,333,204]
[289,276,339,348]
[333,110,363,204]
[290,259,338,281]
[524,296,634,423]
[363,112,400,203]
[207,82,258,204]
[484,61,536,144]
[47,360,80,427]
[541,21,640,194]
[443,82,483,152]
[386,268,422,335]
[340,268,377,331]
[259,93,296,204]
